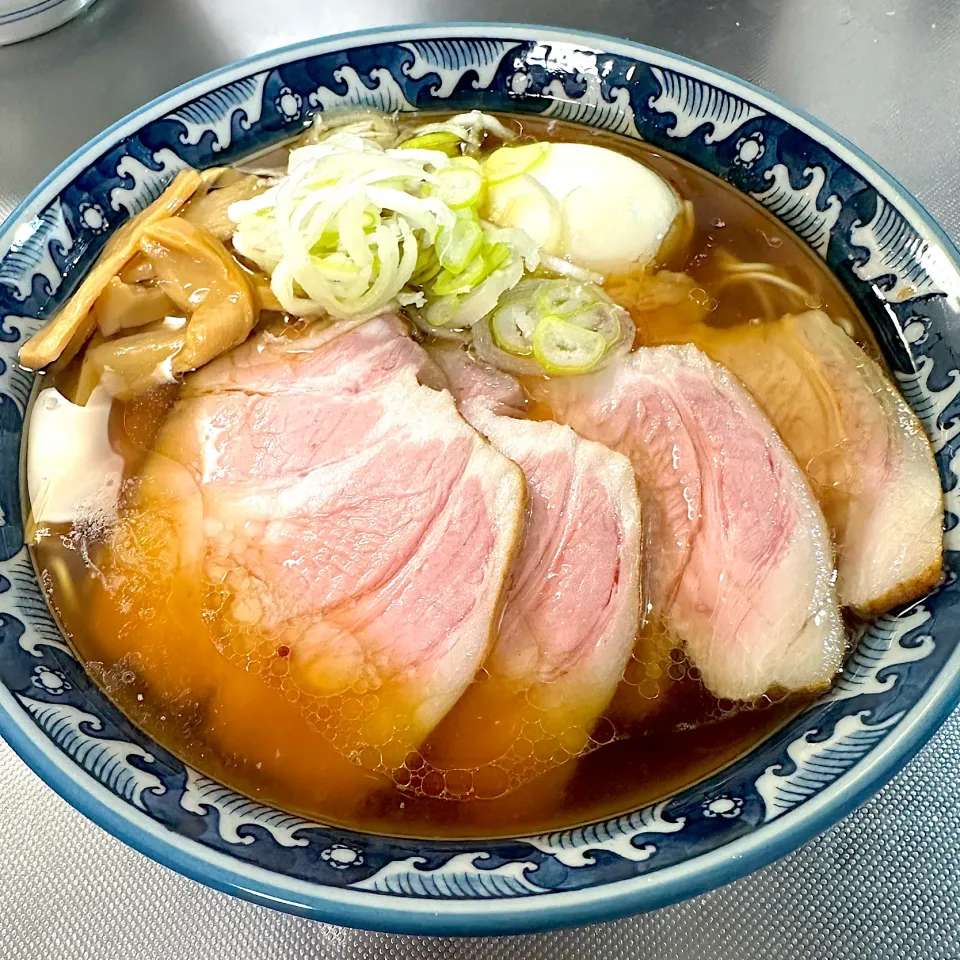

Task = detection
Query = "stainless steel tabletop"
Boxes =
[2,1,959,957]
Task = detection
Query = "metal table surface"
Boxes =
[1,1,959,957]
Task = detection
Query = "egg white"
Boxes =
[485,142,682,275]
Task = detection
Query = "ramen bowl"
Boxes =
[1,23,959,936]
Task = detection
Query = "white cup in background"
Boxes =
[0,0,99,46]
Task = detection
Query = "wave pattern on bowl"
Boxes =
[0,27,959,932]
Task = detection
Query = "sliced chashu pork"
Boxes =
[531,343,845,702]
[423,345,641,790]
[674,311,943,614]
[92,316,526,773]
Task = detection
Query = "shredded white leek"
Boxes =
[230,138,459,319]
[230,132,536,324]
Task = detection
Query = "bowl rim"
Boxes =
[2,20,959,937]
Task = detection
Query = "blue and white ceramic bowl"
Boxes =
[1,23,959,936]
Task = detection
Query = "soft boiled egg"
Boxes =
[483,142,682,275]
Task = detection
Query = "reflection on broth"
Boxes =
[24,113,943,839]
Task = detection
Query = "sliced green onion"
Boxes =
[436,217,484,274]
[484,143,550,184]
[568,302,621,344]
[431,272,462,298]
[425,255,527,330]
[398,131,463,156]
[411,245,441,286]
[433,158,484,209]
[532,317,606,375]
[491,301,537,356]
[399,113,517,154]
[534,280,600,319]
[431,247,494,297]
[483,242,512,274]
[434,239,513,299]
[473,316,544,377]
[457,251,491,286]
[424,293,461,327]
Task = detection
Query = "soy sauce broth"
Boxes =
[27,114,870,840]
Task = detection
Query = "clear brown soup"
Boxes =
[29,116,869,840]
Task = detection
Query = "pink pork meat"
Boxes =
[422,346,642,791]
[133,316,527,772]
[531,343,845,702]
